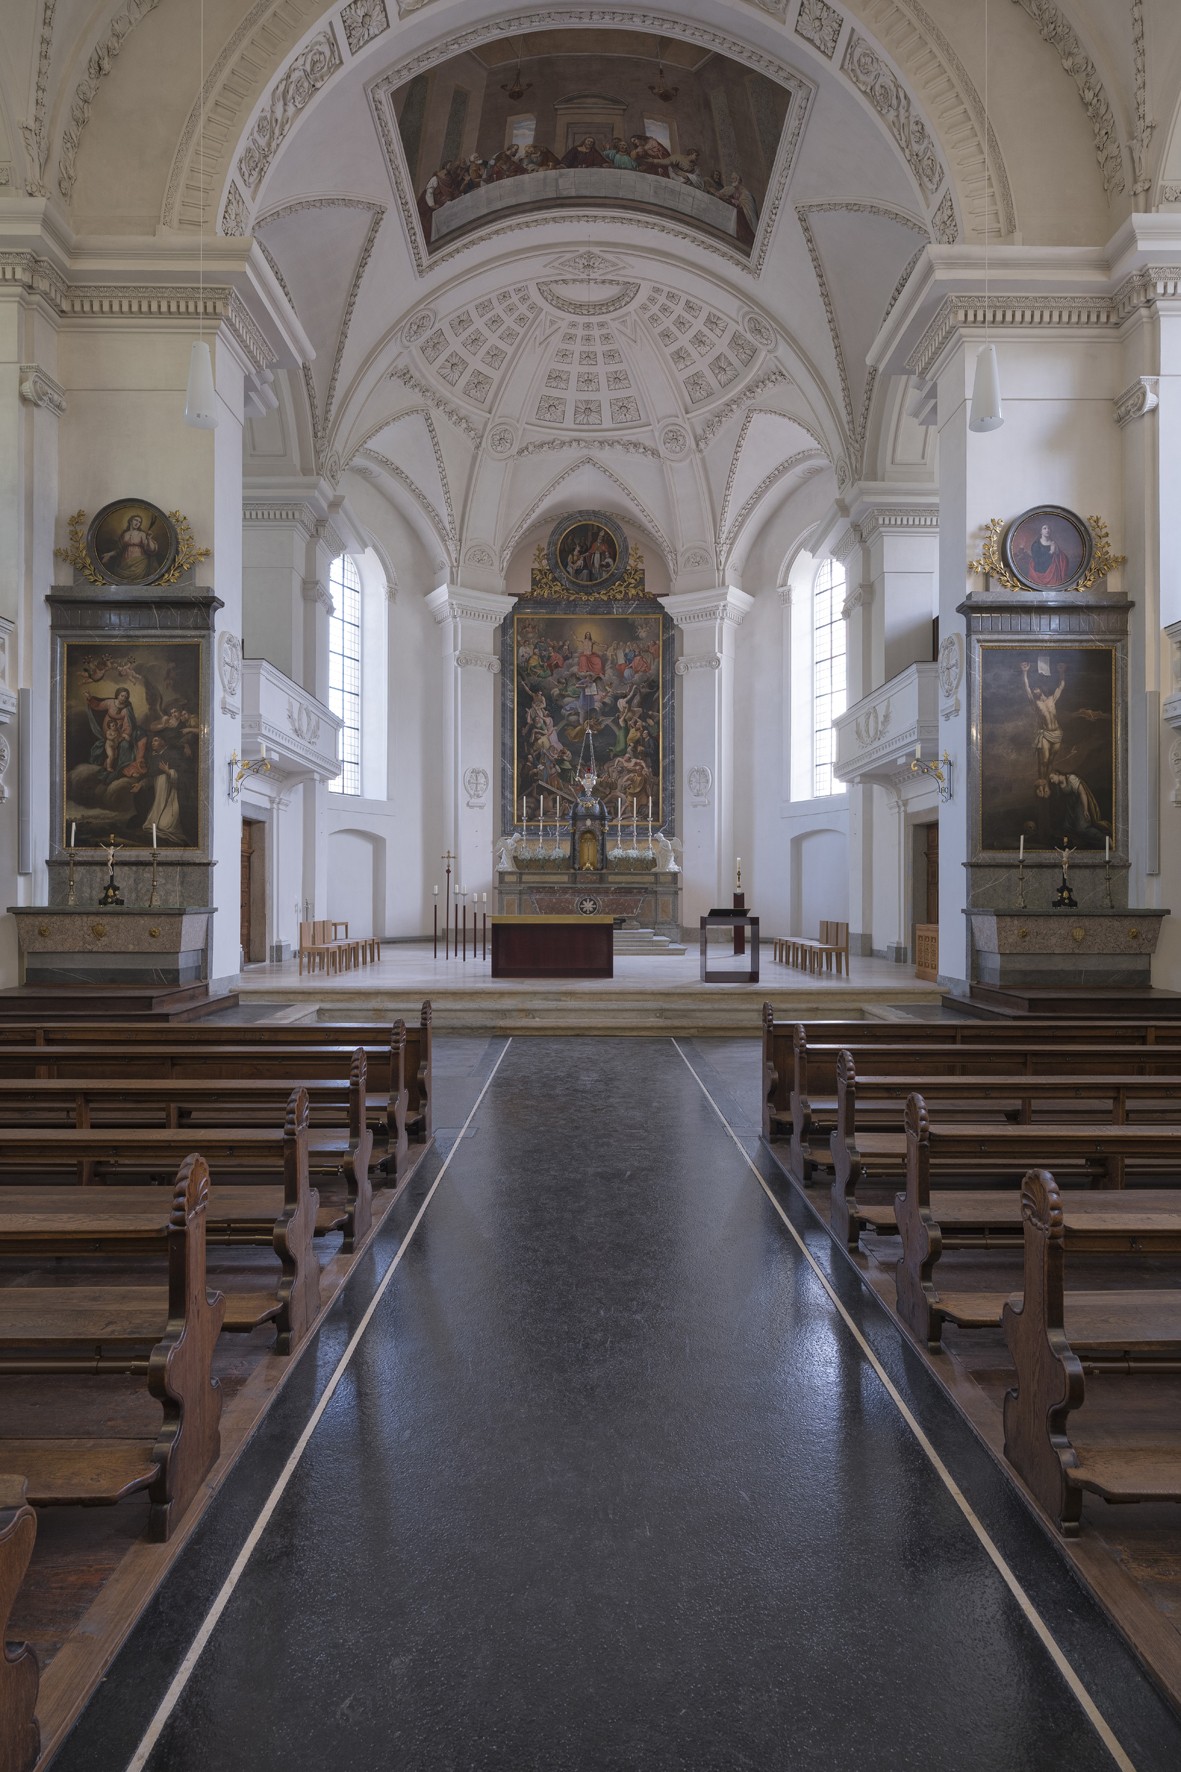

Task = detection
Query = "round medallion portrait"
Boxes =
[546,510,628,594]
[1001,506,1092,592]
[85,499,178,587]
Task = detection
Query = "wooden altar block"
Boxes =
[491,916,614,979]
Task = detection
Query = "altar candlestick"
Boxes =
[521,795,526,826]
[648,795,652,821]
[433,891,438,959]
[631,796,637,848]
[462,891,467,962]
[482,892,488,960]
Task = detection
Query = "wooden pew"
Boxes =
[0,1155,225,1541]
[0,1047,375,1249]
[0,1477,38,1772]
[1003,1169,1181,1536]
[0,1002,435,1148]
[771,1017,1181,1182]
[0,1021,424,1181]
[891,1094,1181,1348]
[830,1049,1181,1246]
[0,1090,320,1353]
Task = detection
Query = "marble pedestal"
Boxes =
[9,906,216,986]
[497,871,681,940]
[966,908,1168,988]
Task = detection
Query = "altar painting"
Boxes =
[977,644,1116,852]
[514,615,663,821]
[62,640,203,849]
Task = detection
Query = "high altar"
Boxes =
[495,513,681,937]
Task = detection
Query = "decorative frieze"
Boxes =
[340,0,389,54]
[675,655,722,675]
[841,33,944,198]
[795,0,843,59]
[217,631,242,719]
[1009,0,1125,195]
[455,652,502,673]
[58,0,163,199]
[237,27,342,196]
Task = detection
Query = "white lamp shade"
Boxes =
[968,343,1004,433]
[184,340,218,430]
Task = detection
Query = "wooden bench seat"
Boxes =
[771,1016,1181,1182]
[830,1049,1181,1242]
[889,1097,1181,1347]
[0,1089,320,1352]
[1002,1169,1181,1534]
[0,1046,377,1246]
[0,1156,224,1541]
[0,1475,39,1772]
[0,1003,434,1149]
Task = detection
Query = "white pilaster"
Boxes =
[426,584,514,897]
[667,586,753,927]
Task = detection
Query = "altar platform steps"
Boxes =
[231,944,942,1035]
[947,983,1181,1020]
[0,982,240,1023]
[612,927,687,957]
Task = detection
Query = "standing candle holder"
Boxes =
[66,850,77,906]
[148,850,160,909]
[1016,856,1026,910]
[1103,857,1114,910]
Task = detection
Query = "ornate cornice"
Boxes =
[427,585,514,628]
[1009,0,1125,196]
[840,585,874,619]
[1114,375,1159,427]
[243,499,321,536]
[514,437,661,461]
[58,0,163,200]
[18,363,66,416]
[855,504,939,543]
[905,293,1119,381]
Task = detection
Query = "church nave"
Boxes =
[49,1036,1181,1772]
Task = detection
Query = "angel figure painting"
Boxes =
[62,641,203,848]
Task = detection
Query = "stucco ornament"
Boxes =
[937,633,963,720]
[687,765,713,801]
[495,834,519,871]
[464,766,490,804]
[218,631,243,718]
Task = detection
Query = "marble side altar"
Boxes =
[10,903,215,986]
[965,907,1168,988]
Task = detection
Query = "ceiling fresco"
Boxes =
[376,28,796,262]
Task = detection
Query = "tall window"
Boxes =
[812,558,847,798]
[328,554,361,796]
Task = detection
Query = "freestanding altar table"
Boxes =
[490,915,615,979]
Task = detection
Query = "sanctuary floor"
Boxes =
[233,941,943,1033]
[53,1036,1181,1771]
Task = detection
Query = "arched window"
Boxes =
[328,554,362,796]
[811,558,847,798]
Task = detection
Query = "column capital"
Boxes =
[426,584,516,629]
[664,586,754,631]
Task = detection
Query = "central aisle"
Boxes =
[66,1037,1177,1769]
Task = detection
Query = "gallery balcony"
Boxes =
[240,658,341,788]
[833,663,941,788]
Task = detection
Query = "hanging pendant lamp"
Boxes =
[968,343,1004,433]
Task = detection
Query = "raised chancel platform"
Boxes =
[232,942,942,1034]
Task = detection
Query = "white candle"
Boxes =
[151,823,157,850]
[434,884,438,897]
[1105,836,1110,861]
[914,744,921,760]
[648,795,652,819]
[521,796,526,823]
[618,798,622,820]
[483,893,487,905]
[69,821,76,848]
[1019,835,1024,860]
[632,797,637,817]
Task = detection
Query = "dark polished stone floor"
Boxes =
[57,1037,1181,1771]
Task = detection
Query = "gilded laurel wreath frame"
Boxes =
[56,508,211,588]
[968,511,1125,593]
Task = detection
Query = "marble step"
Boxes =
[612,927,688,956]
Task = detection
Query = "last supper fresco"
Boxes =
[389,29,792,259]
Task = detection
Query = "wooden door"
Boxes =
[925,821,939,922]
[240,821,254,958]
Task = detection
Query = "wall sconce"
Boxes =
[228,744,271,801]
[910,747,954,802]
